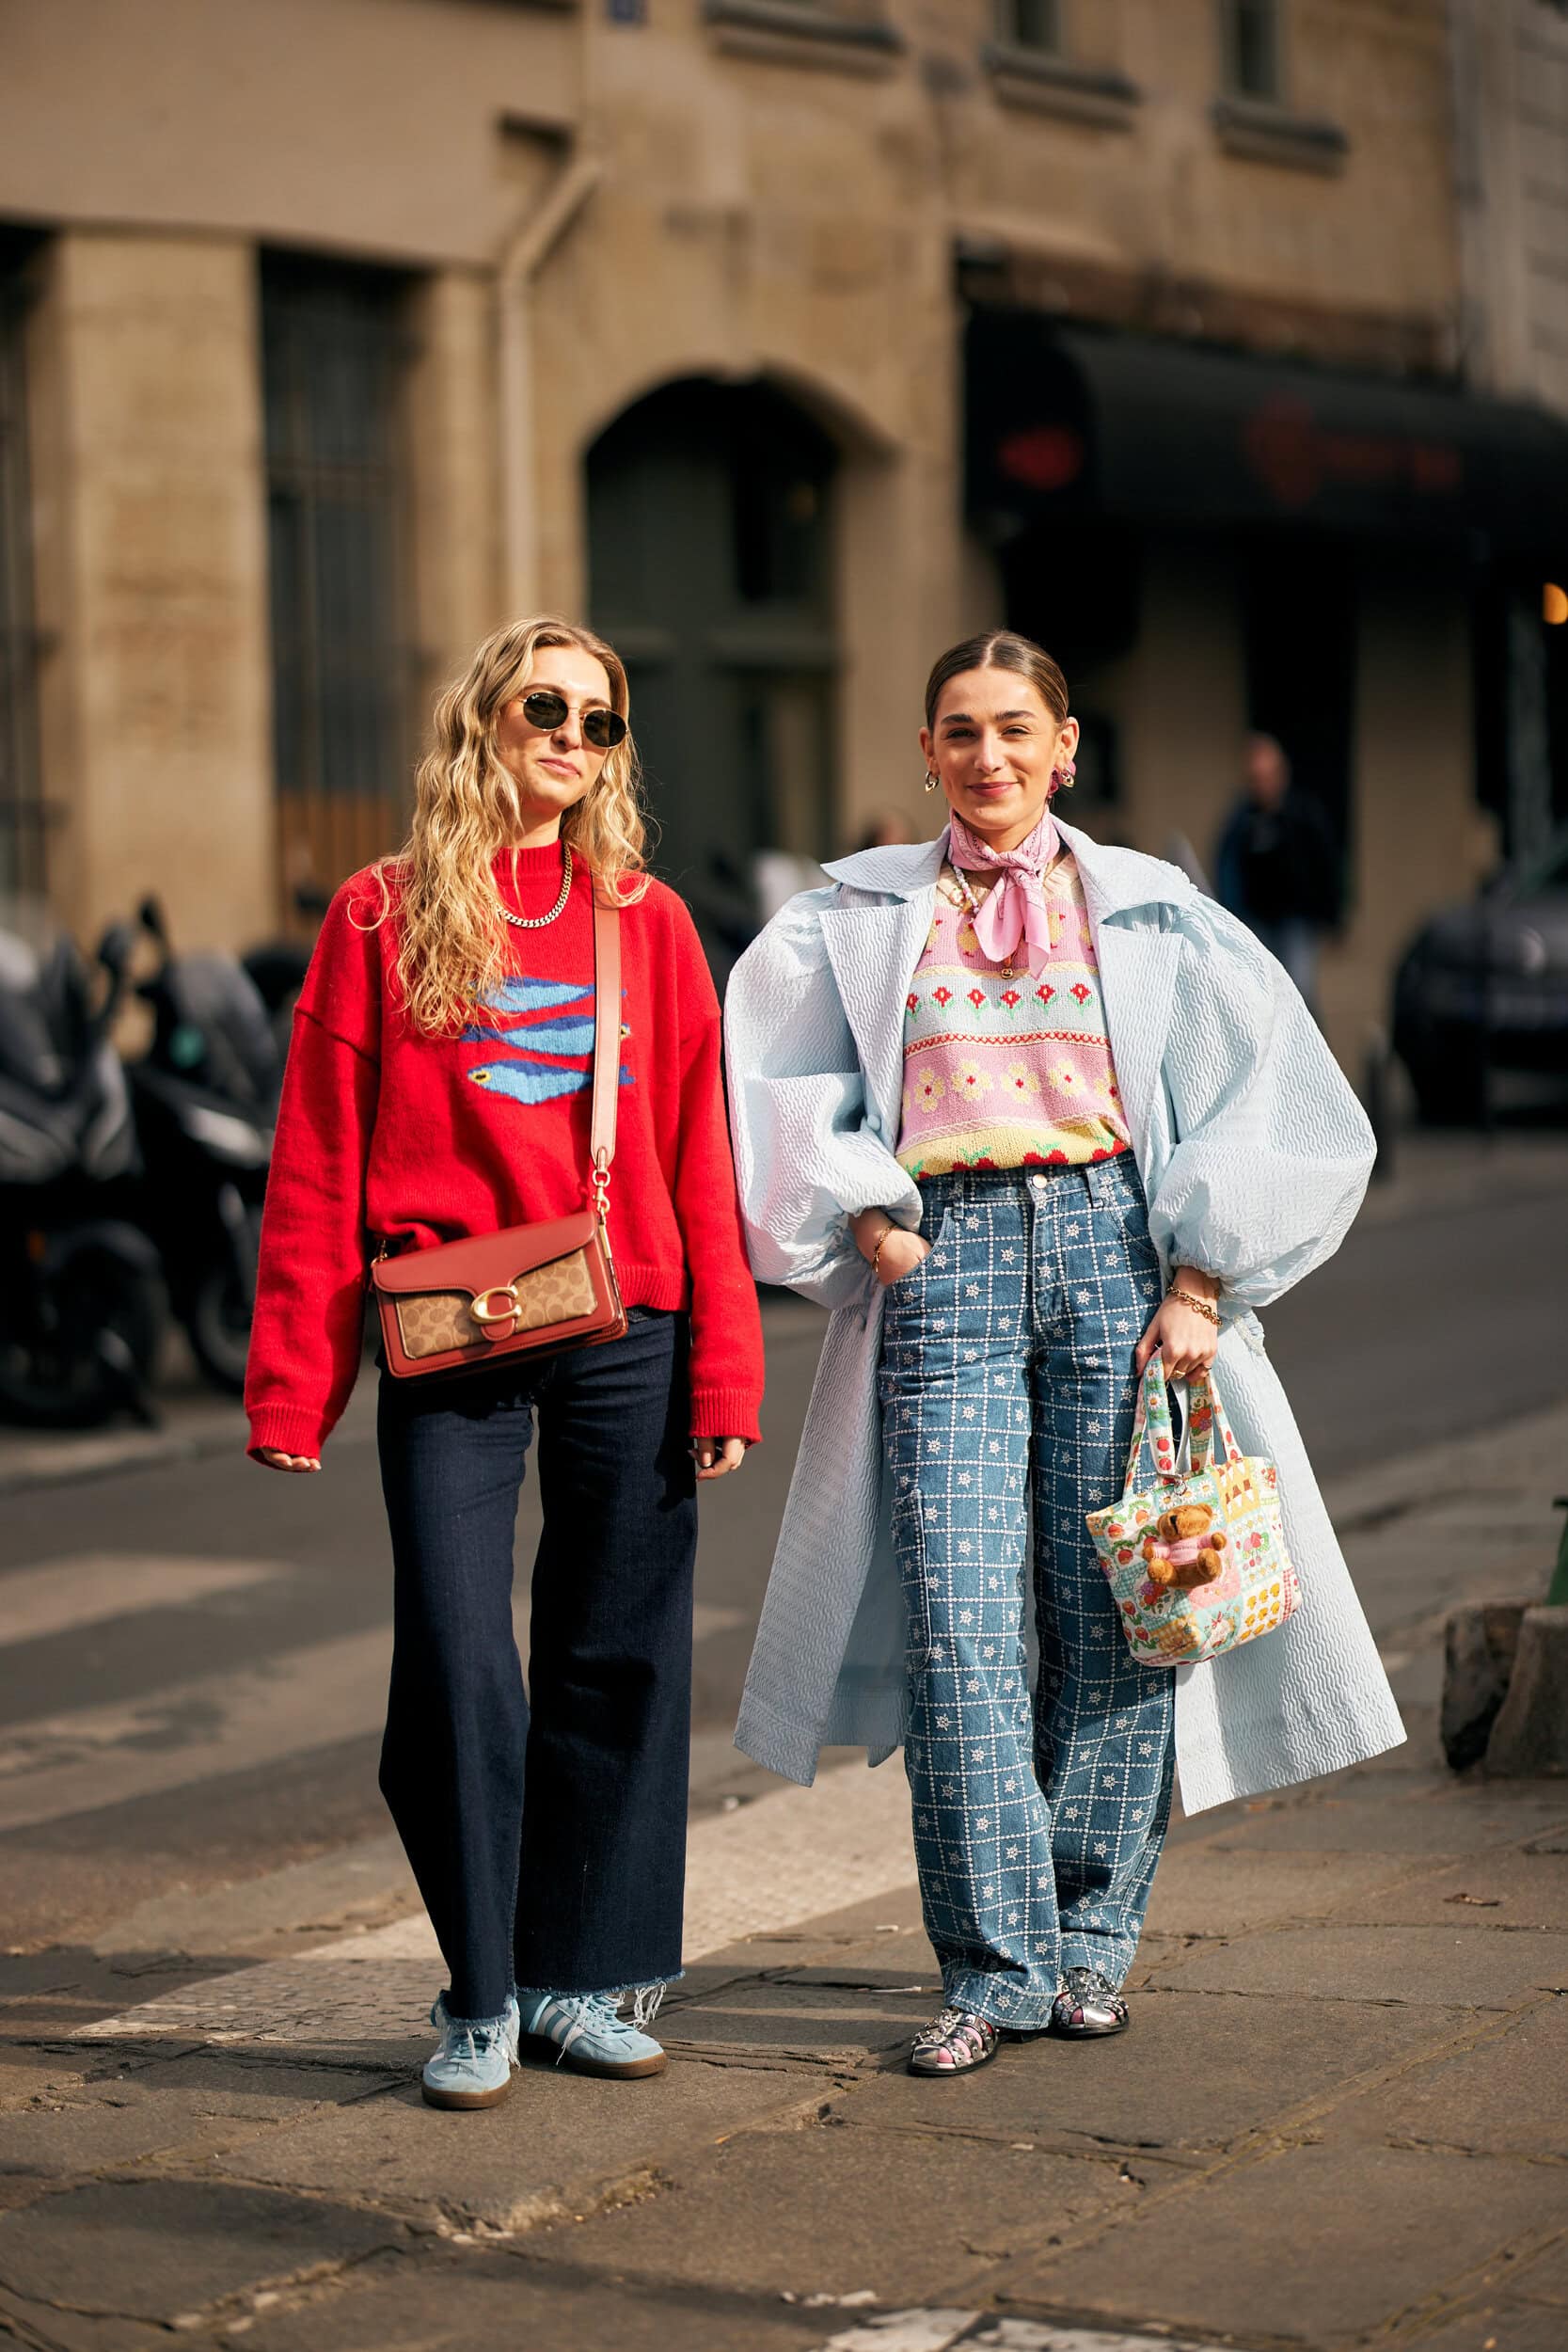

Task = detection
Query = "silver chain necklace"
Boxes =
[498,845,573,930]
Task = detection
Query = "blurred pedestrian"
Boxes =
[245,617,762,2111]
[852,809,916,853]
[725,629,1401,2076]
[1214,733,1341,1015]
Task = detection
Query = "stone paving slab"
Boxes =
[1321,1996,1568,2159]
[0,2049,88,2104]
[1197,1788,1568,1856]
[1510,2233,1568,2305]
[214,2053,839,2234]
[666,1977,939,2066]
[0,2054,401,2186]
[0,2281,169,2352]
[215,2246,834,2352]
[1410,2304,1568,2352]
[690,1886,933,1982]
[818,1989,1472,2158]
[996,2141,1568,2342]
[1319,1846,1568,1931]
[0,2177,400,2326]
[525,2121,1126,2307]
[1140,1920,1568,2007]
[1140,1844,1427,1938]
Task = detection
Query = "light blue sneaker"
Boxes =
[420,1992,520,2111]
[516,1987,667,2078]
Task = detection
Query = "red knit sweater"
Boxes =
[245,845,764,1459]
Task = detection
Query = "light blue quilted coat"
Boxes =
[723,819,1405,1814]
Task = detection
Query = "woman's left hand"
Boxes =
[1133,1268,1221,1383]
[692,1436,749,1482]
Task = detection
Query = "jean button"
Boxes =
[1030,1173,1047,1192]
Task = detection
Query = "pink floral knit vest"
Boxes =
[895,852,1132,1179]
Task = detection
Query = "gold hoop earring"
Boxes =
[924,771,940,793]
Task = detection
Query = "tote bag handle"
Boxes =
[1119,1357,1244,1494]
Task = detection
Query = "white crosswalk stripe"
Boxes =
[0,1623,394,1835]
[0,1549,744,1836]
[0,1545,916,2047]
[0,1553,286,1646]
[74,1757,919,2042]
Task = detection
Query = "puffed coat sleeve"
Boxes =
[1146,896,1374,1311]
[724,889,922,1310]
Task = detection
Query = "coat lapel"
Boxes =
[818,892,936,1137]
[1056,823,1183,1178]
[1091,918,1181,1176]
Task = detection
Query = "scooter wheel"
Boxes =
[185,1252,256,1395]
[0,1253,166,1429]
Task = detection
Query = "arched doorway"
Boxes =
[587,378,838,974]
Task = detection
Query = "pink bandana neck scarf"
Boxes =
[947,806,1064,976]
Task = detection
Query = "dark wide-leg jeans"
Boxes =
[376,1309,697,2023]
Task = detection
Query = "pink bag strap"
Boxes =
[588,895,621,1175]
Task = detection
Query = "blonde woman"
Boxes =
[245,618,762,2109]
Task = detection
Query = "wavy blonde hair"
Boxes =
[370,616,650,1036]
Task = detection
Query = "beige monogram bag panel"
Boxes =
[392,1250,599,1360]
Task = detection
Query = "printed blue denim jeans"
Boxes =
[877,1155,1178,2028]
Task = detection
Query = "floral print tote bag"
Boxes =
[1085,1357,1302,1667]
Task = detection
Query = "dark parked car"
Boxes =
[1393,823,1568,1123]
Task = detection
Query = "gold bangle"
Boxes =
[871,1222,895,1278]
[1167,1285,1221,1327]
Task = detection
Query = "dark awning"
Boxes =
[965,309,1568,560]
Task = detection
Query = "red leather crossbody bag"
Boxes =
[371,896,628,1379]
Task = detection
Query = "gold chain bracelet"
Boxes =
[1167,1284,1221,1327]
[871,1223,895,1279]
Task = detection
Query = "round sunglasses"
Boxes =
[519,689,627,751]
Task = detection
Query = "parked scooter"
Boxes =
[0,914,166,1427]
[241,882,326,1061]
[127,898,281,1395]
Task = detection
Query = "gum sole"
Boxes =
[522,2034,667,2079]
[420,2074,515,2110]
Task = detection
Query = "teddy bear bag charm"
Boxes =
[1085,1357,1302,1669]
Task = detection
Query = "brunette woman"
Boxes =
[724,630,1402,2075]
[246,618,762,2108]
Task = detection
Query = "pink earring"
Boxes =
[1050,760,1077,795]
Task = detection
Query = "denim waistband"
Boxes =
[916,1152,1144,1210]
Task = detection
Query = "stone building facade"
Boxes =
[2,0,1565,1062]
[1449,0,1568,871]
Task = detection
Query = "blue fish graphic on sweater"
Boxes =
[461,975,632,1108]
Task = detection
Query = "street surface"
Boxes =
[1,1128,1566,2349]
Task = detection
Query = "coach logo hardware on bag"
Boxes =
[371,894,628,1380]
[471,1285,524,1328]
